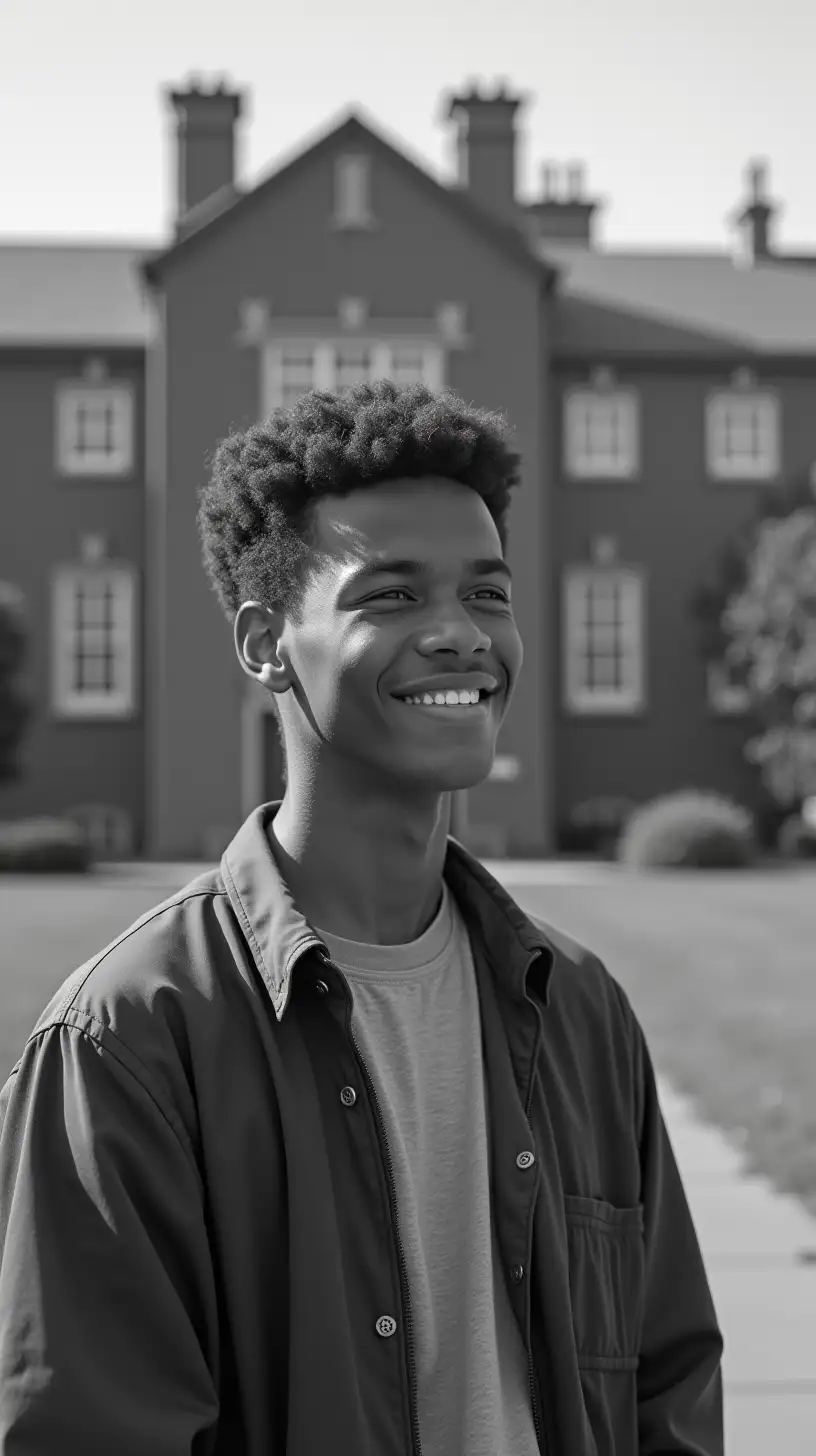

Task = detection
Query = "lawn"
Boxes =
[1,863,815,1223]
[509,867,816,1223]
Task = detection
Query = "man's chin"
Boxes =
[406,751,495,794]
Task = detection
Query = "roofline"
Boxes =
[551,347,816,369]
[141,106,556,288]
[0,338,148,351]
[0,238,161,252]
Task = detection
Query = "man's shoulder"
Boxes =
[8,870,235,1139]
[527,911,635,1041]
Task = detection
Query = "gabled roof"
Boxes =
[542,244,816,354]
[0,242,154,346]
[142,109,556,287]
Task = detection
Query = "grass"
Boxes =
[2,863,816,1223]
[509,867,816,1222]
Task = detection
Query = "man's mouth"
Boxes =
[391,687,493,719]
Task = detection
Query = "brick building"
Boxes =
[2,77,816,859]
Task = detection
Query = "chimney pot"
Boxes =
[446,78,525,220]
[168,76,244,225]
[566,162,584,200]
[541,162,556,200]
[732,156,776,265]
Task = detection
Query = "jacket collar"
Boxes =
[221,801,556,1022]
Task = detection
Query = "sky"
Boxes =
[2,0,815,251]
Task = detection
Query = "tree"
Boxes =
[0,583,34,793]
[720,507,816,807]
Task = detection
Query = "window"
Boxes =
[389,344,430,387]
[562,568,645,713]
[706,660,751,715]
[56,384,134,476]
[706,391,779,479]
[265,340,444,410]
[64,803,134,860]
[335,341,372,390]
[564,387,639,479]
[333,154,373,228]
[278,343,316,410]
[51,565,137,717]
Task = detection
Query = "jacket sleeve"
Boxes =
[0,1021,220,1454]
[630,1010,725,1456]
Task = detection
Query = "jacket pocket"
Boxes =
[563,1193,645,1371]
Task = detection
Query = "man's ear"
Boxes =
[234,601,290,695]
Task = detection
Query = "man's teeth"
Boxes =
[401,690,482,706]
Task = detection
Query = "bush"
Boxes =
[617,790,758,869]
[561,796,638,856]
[777,814,816,861]
[0,817,93,874]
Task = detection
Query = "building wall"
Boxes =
[0,348,147,850]
[147,141,551,858]
[550,363,816,830]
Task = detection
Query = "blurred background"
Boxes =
[2,1,816,1448]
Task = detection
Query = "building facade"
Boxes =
[2,79,816,859]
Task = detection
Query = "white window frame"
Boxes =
[706,660,751,715]
[705,390,780,480]
[64,802,134,859]
[563,387,640,480]
[562,567,646,714]
[333,154,374,228]
[55,382,134,477]
[51,564,137,718]
[263,339,445,412]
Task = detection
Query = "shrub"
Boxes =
[0,817,93,874]
[561,796,638,856]
[777,814,816,860]
[617,789,758,869]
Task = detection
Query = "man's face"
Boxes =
[244,476,524,794]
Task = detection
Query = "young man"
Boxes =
[0,381,723,1454]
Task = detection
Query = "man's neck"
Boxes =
[268,783,451,946]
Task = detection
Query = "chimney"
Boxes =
[168,75,244,227]
[445,79,526,219]
[525,161,599,247]
[732,159,776,264]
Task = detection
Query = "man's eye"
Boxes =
[365,587,509,603]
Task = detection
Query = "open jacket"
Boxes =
[0,802,723,1455]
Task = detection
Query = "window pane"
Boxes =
[390,346,426,386]
[336,156,370,223]
[280,344,315,408]
[335,343,372,389]
[568,572,640,703]
[567,391,635,475]
[61,387,131,470]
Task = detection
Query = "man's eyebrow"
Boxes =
[348,557,513,583]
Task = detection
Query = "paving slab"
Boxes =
[709,1264,816,1386]
[725,1390,816,1456]
[665,1119,749,1181]
[683,1178,816,1263]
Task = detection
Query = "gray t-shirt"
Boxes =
[313,879,540,1456]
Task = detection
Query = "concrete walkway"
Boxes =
[656,1077,816,1454]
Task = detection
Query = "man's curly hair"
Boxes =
[196,379,522,626]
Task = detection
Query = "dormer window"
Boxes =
[333,154,373,228]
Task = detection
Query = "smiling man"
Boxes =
[0,381,723,1455]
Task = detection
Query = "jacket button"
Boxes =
[516,1150,535,1170]
[315,980,329,995]
[376,1315,397,1337]
[340,1086,357,1106]
[511,1263,525,1283]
